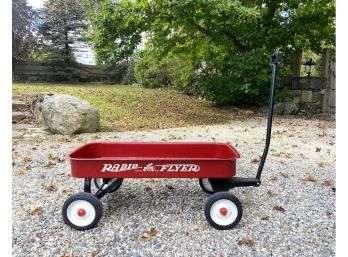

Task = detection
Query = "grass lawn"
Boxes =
[12,83,233,132]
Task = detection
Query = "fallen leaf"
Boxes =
[185,231,192,238]
[251,158,260,164]
[90,252,97,257]
[139,235,153,243]
[322,180,333,187]
[303,174,317,183]
[23,156,32,163]
[44,182,57,192]
[29,207,42,215]
[280,172,289,178]
[326,212,332,218]
[267,190,277,197]
[57,157,65,163]
[149,227,157,237]
[331,187,336,193]
[58,137,72,143]
[261,180,269,186]
[270,176,278,181]
[44,162,56,169]
[62,188,74,195]
[166,185,175,190]
[15,169,25,176]
[144,186,152,192]
[47,154,58,161]
[316,147,321,152]
[318,162,325,168]
[261,216,270,221]
[238,237,254,246]
[273,206,285,213]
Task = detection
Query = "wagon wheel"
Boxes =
[62,192,103,231]
[199,178,215,194]
[93,178,123,193]
[204,191,242,230]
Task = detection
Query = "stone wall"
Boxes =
[290,77,326,114]
[287,48,335,114]
[13,62,109,83]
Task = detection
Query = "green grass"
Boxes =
[13,83,233,132]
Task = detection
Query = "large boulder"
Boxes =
[41,94,100,135]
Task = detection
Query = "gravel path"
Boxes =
[12,116,336,257]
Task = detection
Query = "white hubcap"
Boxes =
[67,200,96,227]
[202,179,213,192]
[210,199,238,226]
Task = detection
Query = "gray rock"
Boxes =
[12,101,27,111]
[41,94,100,135]
[259,105,269,113]
[238,109,254,115]
[12,112,27,122]
[283,101,299,115]
[273,103,285,115]
[28,93,50,125]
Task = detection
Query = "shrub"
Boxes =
[197,49,291,106]
[134,55,170,88]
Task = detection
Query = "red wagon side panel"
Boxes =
[68,142,239,179]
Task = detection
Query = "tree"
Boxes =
[12,0,38,64]
[88,0,335,106]
[39,0,89,65]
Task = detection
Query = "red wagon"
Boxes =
[62,53,282,230]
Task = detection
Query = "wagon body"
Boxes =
[68,142,240,179]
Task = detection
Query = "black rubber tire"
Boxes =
[204,191,243,230]
[93,178,123,193]
[199,178,214,194]
[62,192,103,231]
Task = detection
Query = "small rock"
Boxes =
[12,112,27,122]
[283,101,299,115]
[12,101,27,111]
[273,103,285,115]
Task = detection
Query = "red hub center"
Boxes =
[77,208,86,217]
[219,207,228,216]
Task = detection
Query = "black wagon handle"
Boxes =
[256,51,282,180]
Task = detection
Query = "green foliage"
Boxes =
[87,0,335,106]
[104,59,137,84]
[275,90,294,103]
[12,0,38,64]
[134,54,170,88]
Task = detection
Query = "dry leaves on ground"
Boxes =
[144,186,152,192]
[273,205,285,213]
[15,169,25,176]
[322,180,333,187]
[139,228,158,243]
[303,174,318,183]
[29,207,42,215]
[43,182,57,192]
[166,185,175,190]
[238,237,254,246]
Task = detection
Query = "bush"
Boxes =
[104,59,137,84]
[197,49,291,107]
[135,53,197,93]
[134,55,170,88]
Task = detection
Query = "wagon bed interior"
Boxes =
[69,142,240,160]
